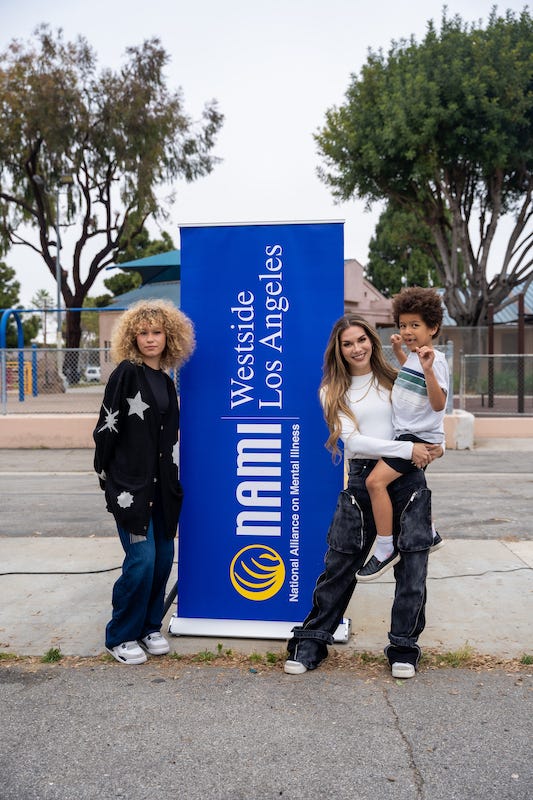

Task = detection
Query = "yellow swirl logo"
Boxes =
[230,545,286,601]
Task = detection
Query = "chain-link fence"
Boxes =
[0,346,184,415]
[459,354,533,416]
[1,347,108,414]
[2,345,531,417]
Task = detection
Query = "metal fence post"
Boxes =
[459,350,465,411]
[1,348,6,414]
[445,340,454,413]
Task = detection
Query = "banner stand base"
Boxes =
[168,615,351,644]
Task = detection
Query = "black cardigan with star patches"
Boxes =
[93,360,183,538]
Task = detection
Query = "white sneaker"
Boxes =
[391,661,416,679]
[106,641,147,665]
[284,659,307,674]
[141,632,170,655]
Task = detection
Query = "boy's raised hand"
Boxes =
[416,345,435,370]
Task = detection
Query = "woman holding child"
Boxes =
[285,290,445,679]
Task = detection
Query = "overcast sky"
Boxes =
[1,0,528,305]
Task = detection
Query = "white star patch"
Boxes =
[172,441,180,467]
[97,405,119,433]
[127,391,150,420]
[97,469,106,481]
[117,491,134,509]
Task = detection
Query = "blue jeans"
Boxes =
[105,501,175,649]
[287,459,432,670]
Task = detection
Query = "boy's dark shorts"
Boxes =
[382,434,430,475]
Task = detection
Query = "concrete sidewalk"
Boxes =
[0,535,531,659]
[0,442,532,660]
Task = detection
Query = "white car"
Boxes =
[84,365,101,382]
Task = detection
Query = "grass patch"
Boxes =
[0,652,18,661]
[519,653,533,665]
[436,643,475,668]
[248,652,263,664]
[41,647,62,663]
[355,651,387,665]
[265,651,280,664]
[192,649,216,663]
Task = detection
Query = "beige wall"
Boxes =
[1,413,531,449]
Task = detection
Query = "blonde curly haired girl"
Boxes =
[110,299,195,370]
[94,298,195,665]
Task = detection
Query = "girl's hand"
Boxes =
[411,442,431,468]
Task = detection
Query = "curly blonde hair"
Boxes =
[321,315,397,459]
[110,299,195,371]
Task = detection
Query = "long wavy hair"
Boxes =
[110,299,195,371]
[320,314,397,458]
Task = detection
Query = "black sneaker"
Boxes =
[430,532,445,552]
[356,552,401,582]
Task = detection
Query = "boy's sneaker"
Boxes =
[391,661,416,679]
[430,532,445,552]
[140,632,170,655]
[356,551,401,582]
[106,641,147,665]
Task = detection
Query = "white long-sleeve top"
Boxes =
[321,374,413,462]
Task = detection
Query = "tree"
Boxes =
[0,25,223,348]
[86,229,178,344]
[0,262,39,345]
[366,202,440,296]
[315,8,533,325]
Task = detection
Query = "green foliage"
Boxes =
[248,652,263,663]
[116,225,175,265]
[520,654,533,665]
[41,647,62,663]
[316,8,533,325]
[366,202,440,295]
[0,261,40,344]
[192,649,216,663]
[0,26,223,348]
[102,272,142,300]
[265,651,280,664]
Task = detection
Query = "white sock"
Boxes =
[374,534,394,561]
[431,522,437,539]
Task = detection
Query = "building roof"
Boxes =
[344,258,392,326]
[106,249,180,285]
[105,281,180,310]
[440,283,533,326]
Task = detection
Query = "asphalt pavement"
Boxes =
[1,660,530,800]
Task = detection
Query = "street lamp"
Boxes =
[54,174,74,349]
[32,173,74,349]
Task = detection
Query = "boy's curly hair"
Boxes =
[392,286,443,338]
[110,299,195,370]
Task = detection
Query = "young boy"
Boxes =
[356,286,448,581]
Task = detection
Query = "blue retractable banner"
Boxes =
[169,222,345,639]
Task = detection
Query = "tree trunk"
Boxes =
[63,308,82,385]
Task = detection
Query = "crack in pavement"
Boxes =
[383,686,425,798]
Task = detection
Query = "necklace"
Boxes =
[349,375,375,403]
